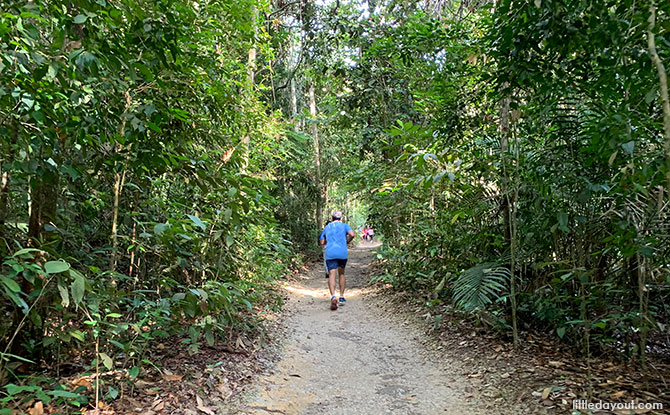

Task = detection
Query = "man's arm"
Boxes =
[319,230,326,246]
[346,230,355,244]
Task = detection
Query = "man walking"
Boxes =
[319,211,355,310]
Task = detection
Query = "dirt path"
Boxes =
[233,243,489,415]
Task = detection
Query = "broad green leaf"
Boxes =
[154,223,169,235]
[12,248,43,257]
[47,63,58,80]
[70,330,85,341]
[5,384,40,395]
[99,352,113,370]
[70,269,86,304]
[0,276,21,293]
[557,212,569,233]
[187,214,206,231]
[205,328,214,346]
[49,390,79,398]
[45,260,70,274]
[57,283,69,307]
[621,141,634,155]
[107,385,119,399]
[557,327,566,338]
[73,14,88,24]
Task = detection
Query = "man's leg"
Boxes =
[338,267,346,298]
[328,268,338,297]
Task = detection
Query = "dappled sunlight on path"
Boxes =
[232,242,487,415]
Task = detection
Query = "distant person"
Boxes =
[368,227,374,242]
[363,226,371,242]
[319,211,355,310]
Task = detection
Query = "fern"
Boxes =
[453,263,510,312]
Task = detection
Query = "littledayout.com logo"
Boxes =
[573,399,664,412]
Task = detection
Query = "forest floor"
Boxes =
[109,243,669,415]
[219,242,669,415]
[224,242,489,415]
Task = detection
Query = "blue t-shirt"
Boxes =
[319,221,353,260]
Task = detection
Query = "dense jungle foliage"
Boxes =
[1,0,669,412]
[340,0,670,364]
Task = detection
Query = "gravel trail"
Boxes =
[237,243,487,415]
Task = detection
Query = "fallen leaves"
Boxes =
[28,401,44,415]
[161,374,183,382]
[216,382,232,401]
[195,395,216,415]
[611,390,626,399]
[72,376,93,390]
[151,398,165,412]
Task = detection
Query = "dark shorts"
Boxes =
[325,258,348,271]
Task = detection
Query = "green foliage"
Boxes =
[315,0,670,360]
[453,263,510,312]
[0,0,311,410]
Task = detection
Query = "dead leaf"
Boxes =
[152,398,165,411]
[29,401,44,415]
[162,374,183,382]
[610,390,625,399]
[235,336,247,350]
[72,377,93,390]
[217,383,232,400]
[196,395,215,415]
[542,387,552,400]
[134,379,154,389]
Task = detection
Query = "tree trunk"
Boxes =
[110,92,131,272]
[290,76,298,121]
[647,0,670,194]
[309,82,323,229]
[499,88,519,347]
[109,169,126,272]
[0,171,9,224]
[499,93,511,243]
[0,124,16,230]
[128,192,139,280]
[27,168,58,246]
[241,5,257,170]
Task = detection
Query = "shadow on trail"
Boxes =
[232,241,485,415]
[283,241,382,301]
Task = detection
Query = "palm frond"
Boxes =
[453,262,510,312]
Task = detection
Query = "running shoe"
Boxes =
[330,296,338,310]
[338,297,346,306]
